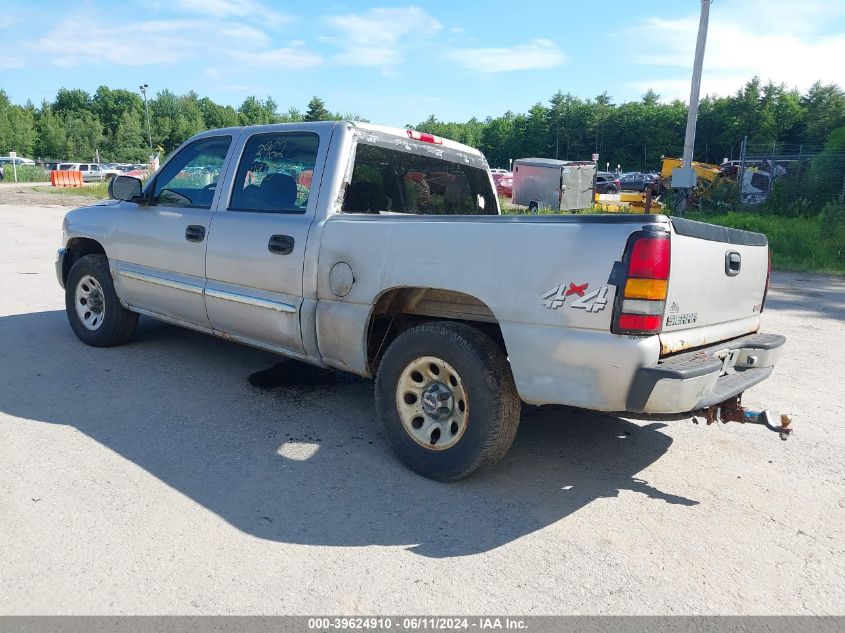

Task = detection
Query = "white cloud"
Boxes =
[0,55,24,70]
[218,23,270,45]
[33,17,275,67]
[229,47,323,68]
[448,38,566,73]
[30,16,322,72]
[628,0,845,100]
[171,0,291,24]
[323,6,442,68]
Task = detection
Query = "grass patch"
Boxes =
[499,195,844,275]
[33,182,111,198]
[2,165,48,183]
[685,211,845,274]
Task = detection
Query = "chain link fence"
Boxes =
[735,138,845,208]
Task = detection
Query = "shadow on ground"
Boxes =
[0,310,697,558]
[767,275,845,321]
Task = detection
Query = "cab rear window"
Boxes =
[342,143,496,216]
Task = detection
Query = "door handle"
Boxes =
[185,225,206,242]
[268,234,295,255]
[725,251,741,276]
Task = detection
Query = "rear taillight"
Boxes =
[407,130,443,144]
[612,230,671,335]
[761,248,772,312]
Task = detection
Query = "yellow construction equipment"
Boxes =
[659,157,724,188]
[595,158,730,213]
[595,190,663,213]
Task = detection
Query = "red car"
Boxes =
[494,172,513,198]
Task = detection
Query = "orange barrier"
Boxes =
[50,170,84,188]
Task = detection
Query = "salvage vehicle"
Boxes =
[55,121,787,481]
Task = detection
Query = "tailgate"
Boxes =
[661,217,769,355]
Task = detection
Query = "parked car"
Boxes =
[618,171,659,192]
[0,155,36,166]
[495,173,513,197]
[55,121,784,481]
[491,170,512,196]
[58,163,120,182]
[595,172,621,194]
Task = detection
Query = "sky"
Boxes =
[2,0,845,126]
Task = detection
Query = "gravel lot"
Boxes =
[1,193,843,615]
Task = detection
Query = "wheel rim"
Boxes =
[396,356,468,451]
[74,274,106,331]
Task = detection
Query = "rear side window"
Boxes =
[229,132,319,214]
[342,143,496,215]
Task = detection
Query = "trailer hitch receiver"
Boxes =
[695,395,793,440]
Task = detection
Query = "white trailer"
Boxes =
[512,158,596,212]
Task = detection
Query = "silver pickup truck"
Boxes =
[55,121,786,480]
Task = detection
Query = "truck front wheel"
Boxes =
[65,254,138,347]
[375,321,520,481]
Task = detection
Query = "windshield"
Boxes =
[342,142,496,216]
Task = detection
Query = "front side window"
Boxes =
[342,144,496,215]
[152,136,231,208]
[229,132,319,214]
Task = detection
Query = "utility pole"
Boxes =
[671,0,711,211]
[139,84,153,152]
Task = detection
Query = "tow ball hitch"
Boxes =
[694,395,793,441]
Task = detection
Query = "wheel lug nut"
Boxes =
[437,406,450,416]
[438,392,450,401]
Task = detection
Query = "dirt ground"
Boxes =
[0,182,102,208]
[0,191,843,615]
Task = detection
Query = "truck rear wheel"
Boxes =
[375,321,520,481]
[65,254,138,347]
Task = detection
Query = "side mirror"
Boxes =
[109,175,143,202]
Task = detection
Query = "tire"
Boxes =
[375,321,521,481]
[65,254,138,347]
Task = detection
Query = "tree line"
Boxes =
[416,78,845,170]
[1,78,844,171]
[0,89,346,163]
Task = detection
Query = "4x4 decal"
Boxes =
[541,282,609,313]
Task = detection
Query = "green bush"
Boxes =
[698,177,739,212]
[1,164,48,182]
[685,210,845,274]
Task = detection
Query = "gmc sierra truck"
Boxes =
[55,121,786,480]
